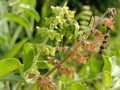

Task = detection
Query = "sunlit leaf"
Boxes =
[0,58,22,77]
[103,55,111,72]
[36,61,50,69]
[103,71,112,87]
[22,43,34,71]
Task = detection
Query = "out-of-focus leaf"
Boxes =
[20,0,36,7]
[20,6,40,22]
[59,74,73,82]
[57,81,68,90]
[0,73,25,82]
[79,65,88,78]
[109,56,120,76]
[102,55,112,87]
[4,13,30,29]
[0,37,5,45]
[103,55,111,72]
[0,58,22,77]
[1,38,28,59]
[70,82,88,90]
[103,71,112,87]
[88,55,103,76]
[41,0,49,24]
[22,43,34,71]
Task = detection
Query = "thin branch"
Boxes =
[44,48,75,78]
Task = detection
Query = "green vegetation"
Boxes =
[0,0,120,90]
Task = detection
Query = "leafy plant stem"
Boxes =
[42,8,110,77]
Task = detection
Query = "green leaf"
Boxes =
[36,61,50,69]
[20,0,36,7]
[103,71,112,87]
[21,6,40,22]
[109,56,120,76]
[102,55,112,88]
[103,55,111,72]
[22,43,34,71]
[0,58,22,77]
[70,82,88,90]
[4,13,30,29]
[89,16,94,28]
[0,73,25,82]
[0,37,5,45]
[1,38,28,59]
[41,0,49,24]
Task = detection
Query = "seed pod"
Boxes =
[59,65,66,74]
[28,73,35,78]
[66,68,74,76]
[103,18,114,30]
[47,57,54,64]
[61,46,68,53]
[94,30,103,40]
[36,76,43,85]
[42,79,49,87]
[82,42,98,52]
[69,48,76,57]
[76,53,88,64]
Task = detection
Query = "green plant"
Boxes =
[0,0,39,58]
[0,2,119,90]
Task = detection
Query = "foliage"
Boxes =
[0,0,120,90]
